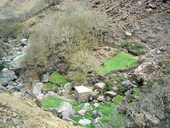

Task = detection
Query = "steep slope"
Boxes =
[0,92,77,128]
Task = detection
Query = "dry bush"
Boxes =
[40,2,108,52]
[23,36,49,70]
[126,83,170,127]
[66,49,97,81]
[23,1,108,79]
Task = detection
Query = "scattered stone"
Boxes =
[57,102,74,120]
[63,83,72,95]
[90,91,99,100]
[112,86,118,92]
[77,103,90,116]
[78,119,91,126]
[94,82,106,93]
[146,8,153,12]
[125,31,132,36]
[148,3,156,9]
[41,73,49,83]
[83,103,90,110]
[106,91,117,98]
[159,47,166,51]
[97,95,105,102]
[20,39,27,47]
[105,96,112,101]
[92,110,98,119]
[0,68,17,86]
[94,103,100,108]
[32,82,44,99]
[75,85,92,103]
[77,109,87,116]
[156,50,161,54]
[144,112,160,125]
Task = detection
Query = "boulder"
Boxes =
[106,91,117,98]
[144,112,160,126]
[57,102,74,120]
[32,82,44,99]
[62,83,72,95]
[20,39,28,47]
[75,85,92,103]
[0,68,17,86]
[94,82,106,93]
[97,95,105,102]
[41,73,49,83]
[78,119,91,126]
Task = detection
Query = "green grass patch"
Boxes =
[41,95,77,109]
[41,95,63,109]
[96,95,124,126]
[122,42,146,56]
[49,72,69,87]
[44,83,57,90]
[97,51,138,75]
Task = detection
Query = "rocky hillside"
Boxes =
[0,92,77,128]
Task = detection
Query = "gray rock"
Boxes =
[94,103,100,108]
[77,109,87,116]
[106,91,117,98]
[112,86,118,92]
[32,82,44,99]
[20,39,27,47]
[0,68,17,86]
[94,82,106,93]
[83,103,90,110]
[77,103,91,116]
[125,31,132,36]
[97,95,105,102]
[63,83,72,95]
[41,73,49,83]
[57,102,74,120]
[78,119,91,126]
[75,85,92,103]
[144,112,160,125]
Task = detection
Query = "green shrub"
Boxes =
[122,42,146,56]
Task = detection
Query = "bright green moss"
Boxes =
[48,72,68,87]
[41,95,63,109]
[97,52,138,75]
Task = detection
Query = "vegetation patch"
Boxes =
[41,95,63,109]
[97,52,138,75]
[48,72,69,87]
[158,59,170,75]
[122,42,146,56]
[41,95,76,109]
[43,83,57,90]
[71,95,124,128]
